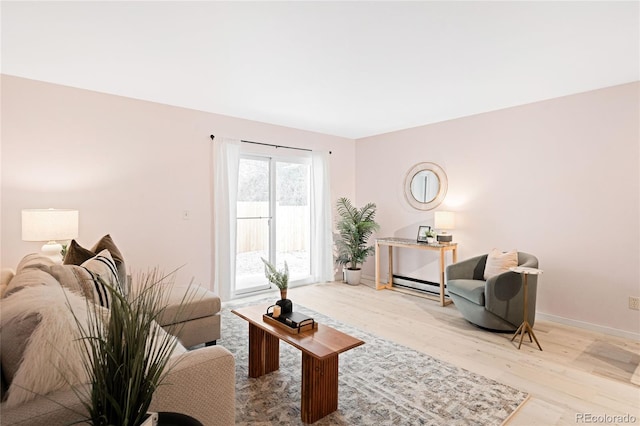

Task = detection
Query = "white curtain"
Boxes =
[311,150,334,282]
[212,137,240,301]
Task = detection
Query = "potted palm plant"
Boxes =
[261,257,289,299]
[335,197,380,285]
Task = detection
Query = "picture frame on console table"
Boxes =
[417,226,431,243]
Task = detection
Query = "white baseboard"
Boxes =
[535,312,640,341]
[361,274,640,341]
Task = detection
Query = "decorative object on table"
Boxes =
[264,305,317,334]
[276,297,293,314]
[509,266,544,351]
[21,208,79,263]
[261,257,289,300]
[417,225,431,243]
[434,211,455,243]
[335,197,380,285]
[71,269,186,426]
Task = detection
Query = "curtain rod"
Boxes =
[209,135,331,154]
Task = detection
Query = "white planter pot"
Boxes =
[345,269,362,285]
[141,412,158,426]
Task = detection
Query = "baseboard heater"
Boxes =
[392,275,449,297]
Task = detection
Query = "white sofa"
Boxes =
[0,254,235,426]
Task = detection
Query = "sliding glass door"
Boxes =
[235,155,311,294]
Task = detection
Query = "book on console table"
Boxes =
[263,311,318,334]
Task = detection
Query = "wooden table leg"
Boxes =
[248,323,280,378]
[439,248,446,306]
[375,241,381,289]
[387,246,393,289]
[301,352,339,423]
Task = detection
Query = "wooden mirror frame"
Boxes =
[404,162,448,211]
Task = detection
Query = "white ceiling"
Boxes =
[2,1,638,139]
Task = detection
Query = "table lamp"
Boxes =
[22,208,79,262]
[434,211,455,243]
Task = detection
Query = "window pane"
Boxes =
[276,161,310,281]
[236,218,269,291]
[237,158,269,217]
[236,157,270,291]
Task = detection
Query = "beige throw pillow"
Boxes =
[483,248,518,280]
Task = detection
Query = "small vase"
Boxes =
[280,289,287,300]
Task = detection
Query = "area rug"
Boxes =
[220,298,529,425]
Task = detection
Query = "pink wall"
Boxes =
[356,82,640,337]
[2,75,638,337]
[0,75,355,289]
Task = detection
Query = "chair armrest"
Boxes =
[484,270,527,326]
[485,270,522,297]
[150,345,235,426]
[446,255,486,281]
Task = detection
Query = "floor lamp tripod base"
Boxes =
[511,321,542,351]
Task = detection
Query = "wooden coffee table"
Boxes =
[232,304,364,423]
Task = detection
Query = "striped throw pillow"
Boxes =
[49,249,122,308]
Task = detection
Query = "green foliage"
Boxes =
[335,197,380,270]
[261,258,289,290]
[72,270,184,426]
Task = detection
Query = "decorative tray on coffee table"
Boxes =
[263,307,318,334]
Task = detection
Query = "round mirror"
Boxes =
[404,162,448,211]
[410,170,440,203]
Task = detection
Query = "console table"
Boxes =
[375,237,458,306]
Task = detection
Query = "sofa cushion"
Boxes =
[1,268,16,292]
[3,256,61,298]
[63,235,127,292]
[447,279,486,306]
[16,254,56,274]
[50,250,122,308]
[0,282,186,408]
[0,285,93,407]
[483,248,518,280]
[0,313,41,396]
[156,286,221,326]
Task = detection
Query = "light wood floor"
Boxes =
[241,281,640,425]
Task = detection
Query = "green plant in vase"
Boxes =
[72,269,185,426]
[261,257,289,299]
[335,197,380,285]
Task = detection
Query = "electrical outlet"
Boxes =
[629,296,640,311]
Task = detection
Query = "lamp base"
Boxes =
[437,234,453,243]
[41,241,63,264]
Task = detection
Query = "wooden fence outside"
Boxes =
[237,202,310,253]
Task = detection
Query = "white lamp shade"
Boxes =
[22,209,79,242]
[434,211,455,230]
